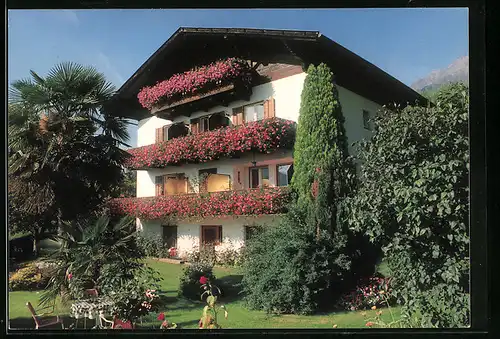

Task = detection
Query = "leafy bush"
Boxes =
[216,245,242,267]
[336,275,396,311]
[347,83,470,327]
[9,262,50,291]
[178,262,216,300]
[108,281,162,323]
[241,64,363,315]
[39,216,162,308]
[136,233,170,258]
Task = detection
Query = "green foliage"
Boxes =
[186,243,242,267]
[8,63,132,240]
[9,263,50,291]
[136,233,171,258]
[198,277,228,329]
[241,63,367,315]
[39,215,161,308]
[292,63,353,210]
[108,282,162,322]
[178,262,216,300]
[241,205,351,315]
[186,244,217,266]
[347,83,469,327]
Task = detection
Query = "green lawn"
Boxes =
[9,259,401,329]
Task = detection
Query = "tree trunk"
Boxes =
[32,236,40,258]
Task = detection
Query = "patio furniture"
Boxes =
[26,302,64,330]
[99,315,134,329]
[70,297,114,329]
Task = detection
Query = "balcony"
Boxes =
[138,58,255,119]
[108,187,291,222]
[125,118,296,170]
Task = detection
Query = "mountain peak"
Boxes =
[411,56,469,92]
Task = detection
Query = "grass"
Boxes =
[9,259,401,329]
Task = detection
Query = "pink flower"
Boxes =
[365,321,374,327]
[157,312,165,321]
[67,273,73,281]
[199,276,208,285]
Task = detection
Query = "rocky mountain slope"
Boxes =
[411,56,469,93]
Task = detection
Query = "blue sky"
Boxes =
[8,8,468,148]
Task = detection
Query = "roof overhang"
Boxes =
[105,27,428,120]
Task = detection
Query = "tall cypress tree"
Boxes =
[292,63,354,237]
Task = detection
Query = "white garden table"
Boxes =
[70,297,114,329]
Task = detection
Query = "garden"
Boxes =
[8,60,470,330]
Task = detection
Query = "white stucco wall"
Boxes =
[139,215,281,257]
[133,71,383,250]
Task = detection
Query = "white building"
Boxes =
[107,27,426,258]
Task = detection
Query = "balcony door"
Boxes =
[250,166,270,188]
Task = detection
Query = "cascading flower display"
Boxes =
[124,118,296,170]
[108,187,291,221]
[138,58,252,110]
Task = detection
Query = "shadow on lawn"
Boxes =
[217,274,244,303]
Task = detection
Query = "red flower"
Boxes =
[199,276,208,285]
[365,321,374,327]
[157,312,165,321]
[67,273,73,281]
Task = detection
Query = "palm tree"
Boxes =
[8,62,132,244]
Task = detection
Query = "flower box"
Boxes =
[138,58,253,112]
[108,187,291,221]
[124,118,296,170]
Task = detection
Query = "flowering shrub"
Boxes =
[178,262,216,300]
[124,118,296,169]
[108,281,162,323]
[198,276,228,329]
[336,275,395,311]
[109,187,291,221]
[137,58,251,110]
[9,262,50,291]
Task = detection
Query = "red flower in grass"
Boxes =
[67,273,73,281]
[365,321,374,327]
[199,276,208,285]
[157,312,165,321]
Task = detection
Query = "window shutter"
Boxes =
[232,106,244,126]
[263,100,270,119]
[163,124,172,141]
[268,98,276,118]
[264,98,275,119]
[218,226,223,243]
[155,128,161,143]
[155,176,164,196]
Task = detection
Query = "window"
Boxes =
[277,164,294,186]
[201,225,222,245]
[244,102,265,123]
[244,225,261,242]
[162,226,178,248]
[199,117,210,132]
[199,168,217,193]
[362,110,371,130]
[250,166,270,188]
[156,174,188,196]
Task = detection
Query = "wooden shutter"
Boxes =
[232,166,245,190]
[155,128,164,144]
[264,98,276,119]
[162,124,171,141]
[232,106,244,126]
[155,176,164,196]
